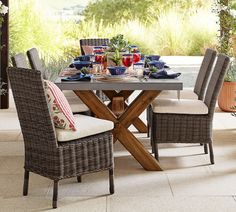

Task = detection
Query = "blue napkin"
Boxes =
[61,73,91,81]
[150,70,181,79]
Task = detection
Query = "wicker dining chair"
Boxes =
[26,48,89,114]
[8,67,114,208]
[157,48,217,100]
[147,49,217,139]
[11,53,29,68]
[79,38,110,55]
[150,54,230,164]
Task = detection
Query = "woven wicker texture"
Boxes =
[147,49,217,133]
[8,67,114,180]
[11,53,29,68]
[151,54,230,163]
[79,38,110,55]
[26,48,47,79]
[194,48,217,100]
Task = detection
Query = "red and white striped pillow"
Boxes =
[44,80,76,131]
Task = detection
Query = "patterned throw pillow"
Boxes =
[44,80,76,131]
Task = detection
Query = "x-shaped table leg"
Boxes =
[103,90,147,133]
[74,90,162,171]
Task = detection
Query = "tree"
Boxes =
[82,0,209,25]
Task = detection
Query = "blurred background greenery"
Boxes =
[9,0,220,75]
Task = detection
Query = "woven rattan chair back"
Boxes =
[193,48,217,100]
[11,53,29,68]
[8,67,57,149]
[204,54,230,117]
[26,48,47,79]
[80,38,109,55]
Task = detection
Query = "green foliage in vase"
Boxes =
[107,49,122,66]
[107,34,130,66]
[224,58,236,82]
[107,34,130,52]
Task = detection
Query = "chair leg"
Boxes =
[77,176,82,183]
[109,168,114,194]
[53,180,59,209]
[147,123,150,138]
[154,143,159,161]
[208,143,215,164]
[204,144,208,154]
[23,170,29,196]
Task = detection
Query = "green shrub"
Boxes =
[9,0,218,79]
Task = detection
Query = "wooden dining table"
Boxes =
[55,76,183,171]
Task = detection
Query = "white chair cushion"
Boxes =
[63,91,89,113]
[151,99,208,114]
[157,88,198,100]
[56,114,114,142]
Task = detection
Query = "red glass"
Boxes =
[133,52,141,63]
[122,54,133,67]
[95,53,105,63]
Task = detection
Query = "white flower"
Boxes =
[0,1,2,7]
[230,9,236,17]
[0,5,8,15]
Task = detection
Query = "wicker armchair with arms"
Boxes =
[8,67,115,208]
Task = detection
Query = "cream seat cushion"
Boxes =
[157,88,198,100]
[56,114,114,142]
[63,91,89,113]
[151,99,208,114]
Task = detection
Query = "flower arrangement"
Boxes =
[106,34,131,66]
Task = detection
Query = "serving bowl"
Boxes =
[107,66,126,75]
[73,61,92,70]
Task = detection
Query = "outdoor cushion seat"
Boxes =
[151,99,208,114]
[157,88,198,100]
[56,114,114,142]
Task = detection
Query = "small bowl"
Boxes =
[146,55,161,61]
[148,61,165,69]
[73,61,92,70]
[107,66,126,75]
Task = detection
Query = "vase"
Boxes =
[218,81,236,112]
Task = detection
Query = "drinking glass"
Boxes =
[133,52,141,63]
[122,54,133,73]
